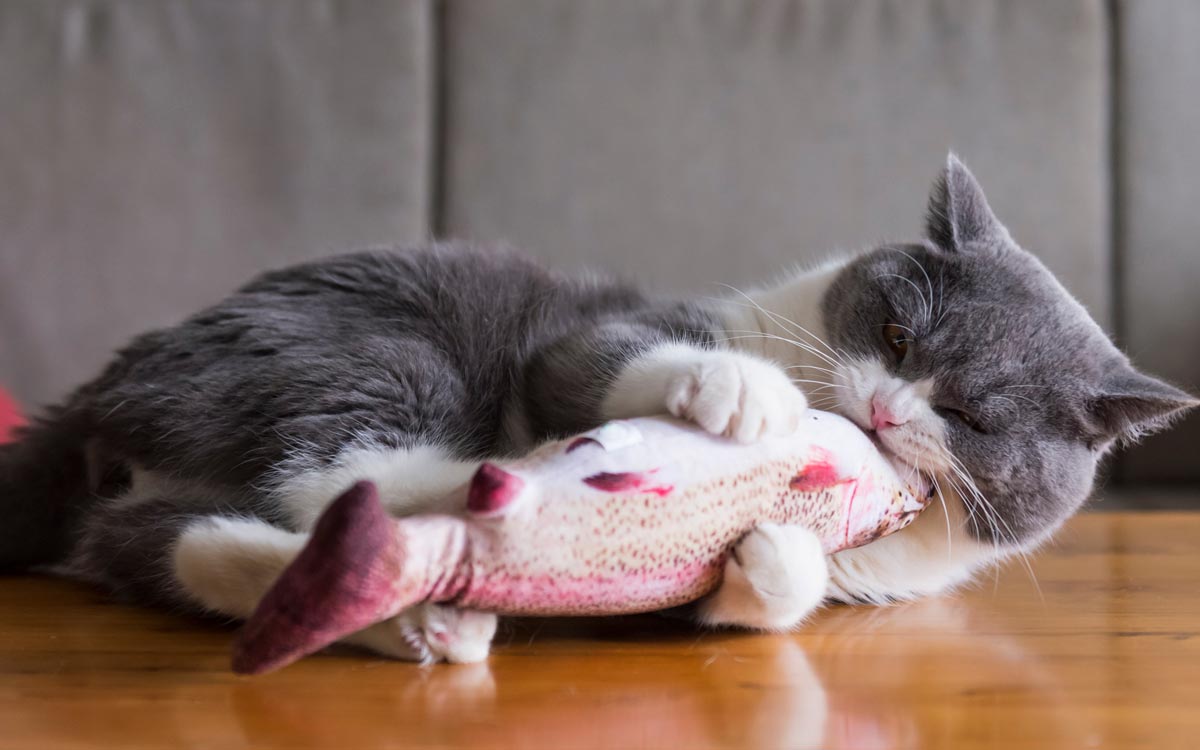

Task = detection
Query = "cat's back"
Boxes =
[224,243,564,337]
[73,243,637,478]
[241,243,561,319]
[88,243,562,388]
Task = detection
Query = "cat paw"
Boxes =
[697,523,828,631]
[346,603,498,664]
[665,351,807,443]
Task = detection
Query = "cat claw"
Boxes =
[348,603,498,664]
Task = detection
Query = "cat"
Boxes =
[1,154,1193,664]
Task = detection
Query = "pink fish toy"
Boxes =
[232,410,930,674]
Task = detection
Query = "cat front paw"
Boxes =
[665,351,807,443]
[347,602,497,664]
[697,523,828,631]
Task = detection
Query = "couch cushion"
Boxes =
[1114,0,1200,481]
[441,0,1109,327]
[0,0,433,408]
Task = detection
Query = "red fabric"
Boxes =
[0,387,24,443]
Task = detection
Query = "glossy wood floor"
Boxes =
[2,511,1198,750]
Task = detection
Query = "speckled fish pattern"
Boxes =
[233,410,928,674]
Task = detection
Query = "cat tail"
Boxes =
[0,408,93,571]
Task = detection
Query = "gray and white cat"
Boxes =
[2,155,1193,663]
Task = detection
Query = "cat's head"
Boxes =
[822,154,1197,547]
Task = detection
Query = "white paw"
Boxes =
[698,523,828,631]
[665,351,807,443]
[346,603,497,664]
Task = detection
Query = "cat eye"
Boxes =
[940,407,987,434]
[881,323,911,363]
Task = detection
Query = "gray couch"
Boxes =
[1,1,1196,486]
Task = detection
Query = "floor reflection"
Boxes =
[230,635,831,749]
[806,597,1082,749]
[223,597,1080,749]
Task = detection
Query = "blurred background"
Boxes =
[0,1,1195,497]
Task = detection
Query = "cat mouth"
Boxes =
[864,429,932,496]
[837,405,932,492]
[863,427,893,456]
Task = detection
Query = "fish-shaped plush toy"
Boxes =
[232,410,929,674]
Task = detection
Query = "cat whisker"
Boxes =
[718,329,845,371]
[806,393,840,403]
[873,274,929,325]
[710,285,844,355]
[714,286,851,366]
[942,471,1002,583]
[787,378,849,390]
[943,472,981,538]
[806,399,840,409]
[970,489,1017,595]
[997,385,1046,410]
[990,394,1022,413]
[806,389,840,399]
[940,460,1000,549]
[945,462,1000,543]
[910,456,955,562]
[716,328,840,363]
[888,249,935,329]
[877,322,917,336]
[949,461,1012,545]
[781,363,841,377]
[935,265,947,328]
[801,391,840,403]
[803,388,846,399]
[734,321,849,369]
[777,364,844,379]
[945,455,1044,603]
[1000,393,1041,409]
[929,473,954,562]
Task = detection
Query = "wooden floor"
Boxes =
[2,512,1197,750]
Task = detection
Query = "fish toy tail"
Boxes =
[232,481,426,675]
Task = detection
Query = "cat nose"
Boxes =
[870,394,907,431]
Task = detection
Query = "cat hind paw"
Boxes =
[346,603,497,664]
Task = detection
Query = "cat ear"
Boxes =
[925,153,1012,252]
[1086,368,1198,445]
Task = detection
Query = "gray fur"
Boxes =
[0,244,718,603]
[821,155,1197,544]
